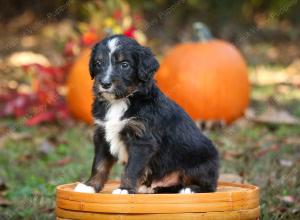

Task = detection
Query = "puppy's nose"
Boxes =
[100,81,112,89]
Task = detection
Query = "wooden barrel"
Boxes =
[56,181,260,220]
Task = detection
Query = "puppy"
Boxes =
[75,35,219,194]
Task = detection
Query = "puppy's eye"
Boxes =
[95,60,103,68]
[120,61,130,69]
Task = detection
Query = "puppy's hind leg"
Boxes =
[181,160,219,194]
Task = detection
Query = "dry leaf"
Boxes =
[285,137,300,145]
[279,159,293,167]
[255,144,280,158]
[54,157,72,166]
[222,151,243,160]
[7,51,50,67]
[278,195,296,204]
[219,173,243,183]
[39,140,55,155]
[246,107,300,125]
[0,197,11,207]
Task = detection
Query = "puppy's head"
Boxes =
[89,35,159,101]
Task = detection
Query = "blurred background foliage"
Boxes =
[1,0,300,64]
[2,0,300,38]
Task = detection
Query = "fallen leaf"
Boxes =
[0,197,12,207]
[17,153,33,163]
[195,120,226,131]
[246,107,300,125]
[279,159,293,167]
[39,140,55,155]
[7,51,50,67]
[285,137,300,145]
[26,111,56,126]
[81,30,99,46]
[222,151,243,160]
[54,157,72,166]
[255,144,280,158]
[278,195,296,204]
[287,59,300,75]
[251,65,300,85]
[219,173,243,183]
[7,132,32,141]
[41,207,55,213]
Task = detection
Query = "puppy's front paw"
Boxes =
[84,180,103,193]
[112,188,129,194]
[74,183,96,193]
[179,188,194,194]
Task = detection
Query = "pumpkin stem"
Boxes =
[192,22,213,42]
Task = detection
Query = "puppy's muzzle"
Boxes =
[100,79,112,89]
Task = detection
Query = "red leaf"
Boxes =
[113,9,122,21]
[64,39,77,57]
[81,31,99,46]
[56,106,70,121]
[22,64,67,81]
[56,157,72,166]
[124,26,136,38]
[133,12,142,23]
[2,45,71,125]
[25,111,56,126]
[0,93,36,117]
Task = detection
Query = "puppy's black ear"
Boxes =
[89,59,95,80]
[137,47,159,82]
[89,45,97,80]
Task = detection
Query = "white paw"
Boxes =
[74,183,95,193]
[179,188,194,194]
[112,188,129,194]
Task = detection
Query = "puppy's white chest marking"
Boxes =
[95,99,129,163]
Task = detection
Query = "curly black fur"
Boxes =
[85,35,219,194]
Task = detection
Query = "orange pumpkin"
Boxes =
[66,48,93,124]
[156,23,250,124]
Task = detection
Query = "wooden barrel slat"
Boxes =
[56,206,260,220]
[56,191,258,204]
[56,197,259,214]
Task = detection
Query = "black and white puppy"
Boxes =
[74,35,219,194]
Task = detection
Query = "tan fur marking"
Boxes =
[88,160,114,192]
[151,171,182,188]
[125,120,146,137]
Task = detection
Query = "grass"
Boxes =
[215,124,300,219]
[0,122,124,220]
[0,83,300,219]
[0,124,91,219]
